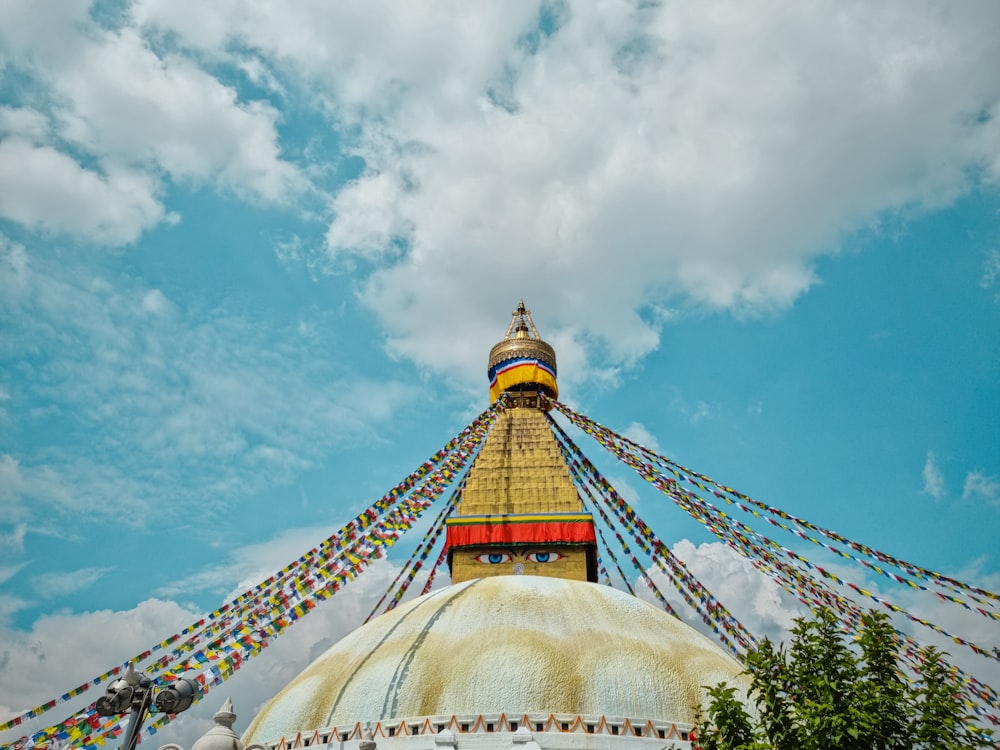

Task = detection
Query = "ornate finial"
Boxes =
[359,726,377,750]
[488,301,558,405]
[504,300,541,340]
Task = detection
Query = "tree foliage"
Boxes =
[693,608,993,750]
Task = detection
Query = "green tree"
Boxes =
[853,609,909,749]
[693,608,993,750]
[910,647,989,749]
[696,683,760,750]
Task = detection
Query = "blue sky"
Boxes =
[1,0,999,745]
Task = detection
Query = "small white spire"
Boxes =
[511,726,541,750]
[191,698,241,750]
[434,728,456,747]
[215,697,236,727]
[359,726,377,750]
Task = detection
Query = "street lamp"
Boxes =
[154,676,198,714]
[95,664,200,750]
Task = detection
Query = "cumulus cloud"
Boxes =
[0,598,196,720]
[204,0,999,383]
[891,565,1000,702]
[645,540,805,646]
[0,537,403,750]
[645,538,1000,706]
[3,0,996,377]
[0,106,51,142]
[53,27,303,202]
[0,139,166,245]
[0,0,304,245]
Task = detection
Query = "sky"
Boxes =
[1,0,999,746]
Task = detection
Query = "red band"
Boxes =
[446,519,596,548]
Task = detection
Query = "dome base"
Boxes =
[243,577,748,747]
[246,711,697,750]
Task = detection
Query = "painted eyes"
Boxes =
[472,550,565,564]
[525,551,564,564]
[475,552,512,564]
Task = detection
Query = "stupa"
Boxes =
[8,302,993,749]
[239,301,750,750]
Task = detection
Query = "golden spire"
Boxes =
[446,302,597,584]
[487,300,558,404]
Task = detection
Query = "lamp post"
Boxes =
[95,664,199,750]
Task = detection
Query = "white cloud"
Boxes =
[664,389,722,427]
[621,422,660,452]
[154,525,346,600]
[5,0,997,378]
[0,458,27,525]
[0,593,30,628]
[0,0,305,245]
[891,566,1000,704]
[0,564,27,587]
[0,106,50,142]
[0,451,150,529]
[285,0,1000,383]
[644,540,805,646]
[325,171,413,263]
[963,470,1000,506]
[0,598,199,742]
[919,456,999,508]
[132,1,539,116]
[52,27,304,203]
[140,288,172,316]
[0,540,403,749]
[982,248,1000,303]
[689,401,719,425]
[922,450,946,501]
[0,139,165,245]
[644,539,1000,712]
[29,566,113,599]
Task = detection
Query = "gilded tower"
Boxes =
[445,301,598,583]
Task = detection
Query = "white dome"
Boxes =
[243,576,748,745]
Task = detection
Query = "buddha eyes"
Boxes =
[525,551,564,563]
[473,550,564,564]
[474,552,512,564]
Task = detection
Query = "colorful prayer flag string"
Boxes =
[2,404,503,749]
[547,411,754,656]
[542,395,999,727]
